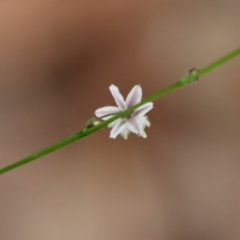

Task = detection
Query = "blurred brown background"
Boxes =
[0,1,240,239]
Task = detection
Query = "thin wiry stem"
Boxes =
[0,47,240,176]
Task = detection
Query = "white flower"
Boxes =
[95,84,153,139]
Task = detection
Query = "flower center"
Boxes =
[125,112,132,119]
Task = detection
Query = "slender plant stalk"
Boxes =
[0,47,240,176]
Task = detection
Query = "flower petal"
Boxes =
[139,129,147,138]
[95,106,121,119]
[110,120,126,139]
[109,85,127,110]
[134,102,153,117]
[121,128,130,139]
[126,85,142,107]
[139,116,151,127]
[126,118,140,134]
[132,115,144,129]
[108,118,121,128]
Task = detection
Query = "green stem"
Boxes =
[0,47,240,175]
[0,134,81,175]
